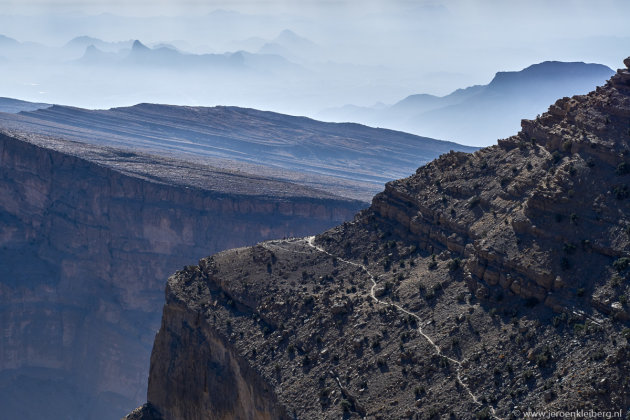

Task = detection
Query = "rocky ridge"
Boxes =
[130,58,630,419]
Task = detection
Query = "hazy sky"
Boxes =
[0,0,628,111]
[2,1,628,73]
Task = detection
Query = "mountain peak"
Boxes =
[131,40,150,52]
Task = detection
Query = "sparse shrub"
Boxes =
[468,195,481,209]
[560,257,570,271]
[524,297,539,308]
[616,162,630,175]
[613,185,629,200]
[613,257,630,272]
[552,151,562,163]
[448,258,461,271]
[371,338,381,349]
[382,256,391,270]
[611,275,622,288]
[590,348,606,361]
[476,407,492,420]
[552,315,564,327]
[570,213,578,224]
[563,242,576,254]
[576,287,585,297]
[428,260,438,270]
[619,295,628,306]
[562,140,573,152]
[340,399,352,413]
[587,157,595,167]
[535,347,552,368]
[526,162,533,170]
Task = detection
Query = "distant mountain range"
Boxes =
[75,39,305,78]
[0,30,412,113]
[319,61,615,146]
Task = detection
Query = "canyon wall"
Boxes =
[0,132,363,420]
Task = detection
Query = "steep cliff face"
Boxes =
[0,132,363,420]
[136,59,630,419]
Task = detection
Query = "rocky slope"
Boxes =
[133,58,630,419]
[0,130,363,420]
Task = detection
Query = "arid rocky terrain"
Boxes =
[129,58,630,419]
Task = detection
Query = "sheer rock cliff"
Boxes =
[0,132,363,420]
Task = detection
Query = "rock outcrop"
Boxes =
[134,58,630,419]
[0,131,364,420]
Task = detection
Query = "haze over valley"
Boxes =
[1,1,630,420]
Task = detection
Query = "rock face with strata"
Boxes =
[133,58,630,419]
[0,131,364,420]
[371,58,630,315]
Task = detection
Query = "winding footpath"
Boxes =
[264,236,500,419]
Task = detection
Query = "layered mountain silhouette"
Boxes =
[320,61,615,146]
[74,39,304,78]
